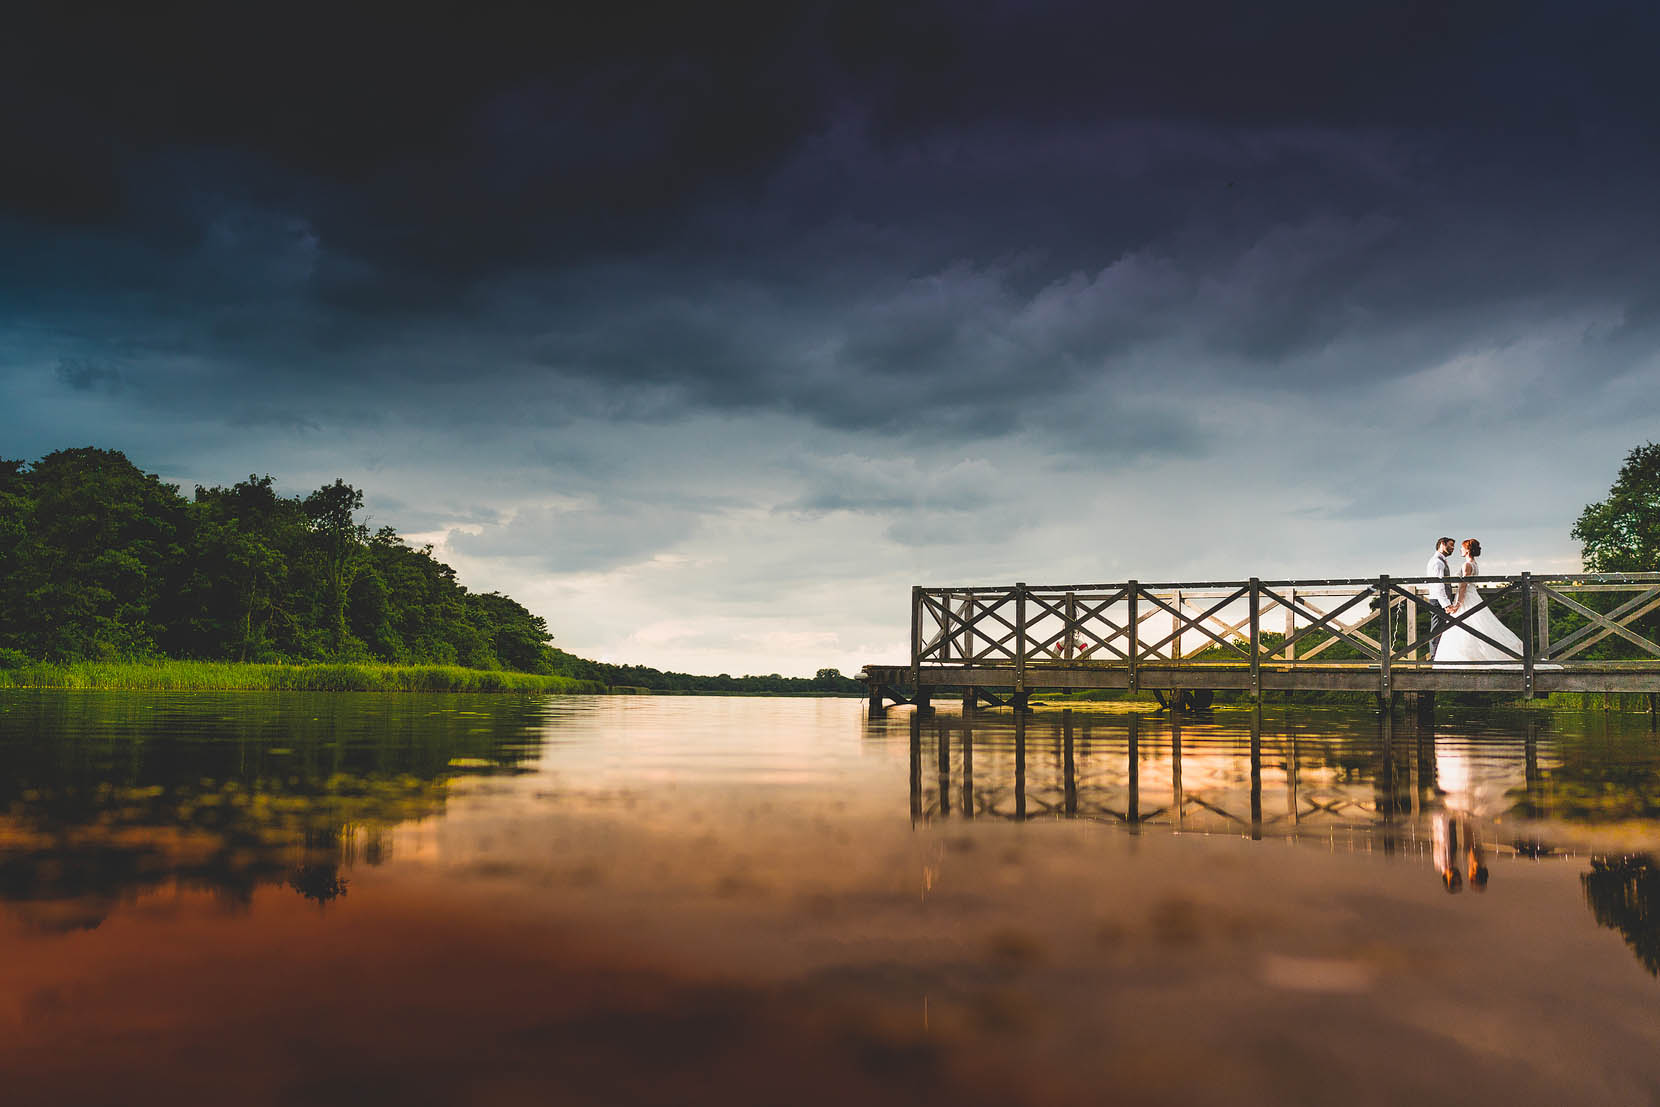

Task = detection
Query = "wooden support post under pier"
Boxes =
[1013,707,1027,821]
[1062,709,1076,817]
[936,717,950,814]
[1126,713,1140,826]
[908,711,921,820]
[1249,705,1262,841]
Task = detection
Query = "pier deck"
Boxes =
[860,573,1660,709]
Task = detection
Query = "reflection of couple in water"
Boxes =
[1432,812,1488,893]
[1429,735,1514,893]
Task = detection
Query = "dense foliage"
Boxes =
[1574,442,1660,573]
[0,448,861,692]
[549,653,863,694]
[0,448,557,671]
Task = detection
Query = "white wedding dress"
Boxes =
[1434,558,1525,666]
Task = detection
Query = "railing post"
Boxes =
[1015,582,1027,701]
[910,586,923,696]
[1127,581,1139,692]
[1521,572,1535,699]
[1172,588,1183,661]
[1065,590,1077,661]
[1248,577,1261,702]
[1285,587,1295,662]
[1410,591,1422,662]
[1535,579,1550,663]
[1378,574,1392,705]
[942,594,956,663]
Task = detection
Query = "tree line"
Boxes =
[0,447,863,693]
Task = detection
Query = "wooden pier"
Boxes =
[860,573,1660,712]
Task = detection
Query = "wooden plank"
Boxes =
[1387,670,1525,693]
[876,661,1660,695]
[920,573,1660,595]
[1530,671,1660,693]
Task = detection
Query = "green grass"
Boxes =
[0,658,608,694]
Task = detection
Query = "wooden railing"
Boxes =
[909,574,1660,698]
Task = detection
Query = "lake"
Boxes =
[2,691,1658,1105]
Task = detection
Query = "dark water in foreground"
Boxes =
[2,692,1659,1105]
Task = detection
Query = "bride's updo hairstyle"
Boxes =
[1462,539,1482,558]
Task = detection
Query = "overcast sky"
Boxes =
[4,2,1658,675]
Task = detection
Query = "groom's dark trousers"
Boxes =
[1429,602,1449,658]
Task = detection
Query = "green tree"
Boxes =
[465,591,553,672]
[304,479,368,655]
[185,475,315,660]
[1573,443,1660,572]
[1,448,190,659]
[0,459,33,652]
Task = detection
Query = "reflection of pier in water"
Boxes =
[906,708,1559,855]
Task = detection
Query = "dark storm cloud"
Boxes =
[446,501,705,574]
[53,358,124,393]
[6,0,1660,459]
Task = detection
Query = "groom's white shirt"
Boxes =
[1426,550,1454,607]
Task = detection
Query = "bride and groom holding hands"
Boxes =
[1424,535,1525,664]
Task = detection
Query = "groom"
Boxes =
[1425,536,1460,657]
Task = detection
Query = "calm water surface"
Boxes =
[2,692,1659,1105]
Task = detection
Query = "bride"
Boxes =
[1435,539,1526,665]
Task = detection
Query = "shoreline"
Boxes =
[0,659,607,695]
[0,659,867,697]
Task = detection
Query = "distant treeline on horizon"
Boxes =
[0,448,862,694]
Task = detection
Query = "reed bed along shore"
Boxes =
[0,659,608,694]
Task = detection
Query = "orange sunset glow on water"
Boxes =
[3,693,1660,1105]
